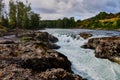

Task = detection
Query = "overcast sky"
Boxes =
[4,0,120,20]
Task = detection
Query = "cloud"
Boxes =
[4,0,120,20]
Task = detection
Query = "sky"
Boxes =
[4,0,120,20]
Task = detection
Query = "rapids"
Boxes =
[42,29,120,80]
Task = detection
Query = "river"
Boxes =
[41,29,120,80]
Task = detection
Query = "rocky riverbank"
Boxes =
[82,36,120,64]
[0,30,85,80]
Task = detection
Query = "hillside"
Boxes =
[76,12,120,30]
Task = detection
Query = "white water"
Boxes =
[42,29,120,80]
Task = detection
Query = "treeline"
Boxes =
[1,0,120,30]
[0,0,76,29]
[39,17,76,28]
[0,0,40,29]
[76,12,120,30]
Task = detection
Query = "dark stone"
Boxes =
[79,32,92,39]
[0,40,15,44]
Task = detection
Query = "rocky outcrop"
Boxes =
[37,68,86,80]
[81,38,101,49]
[0,62,85,80]
[0,40,72,72]
[0,31,85,80]
[16,31,58,43]
[79,32,92,39]
[16,31,60,49]
[82,36,120,64]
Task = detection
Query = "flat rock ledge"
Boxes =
[0,30,85,80]
[82,36,120,64]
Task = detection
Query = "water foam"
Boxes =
[42,29,120,80]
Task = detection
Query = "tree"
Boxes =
[0,0,4,24]
[9,0,17,28]
[56,19,63,28]
[63,17,69,28]
[16,0,31,28]
[1,13,9,27]
[69,17,75,28]
[29,12,40,29]
[116,19,120,29]
[95,12,108,20]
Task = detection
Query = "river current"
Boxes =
[42,29,120,80]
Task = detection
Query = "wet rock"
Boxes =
[82,37,120,49]
[82,36,120,64]
[95,41,120,63]
[79,32,92,39]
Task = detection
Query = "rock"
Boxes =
[0,62,84,80]
[0,30,85,80]
[0,40,15,44]
[21,56,72,72]
[0,64,35,80]
[37,68,86,80]
[0,71,2,78]
[82,36,120,64]
[16,31,58,43]
[0,39,72,72]
[81,37,120,49]
[0,46,83,80]
[16,31,60,49]
[79,32,92,39]
[34,32,58,43]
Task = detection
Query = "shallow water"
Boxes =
[42,29,120,80]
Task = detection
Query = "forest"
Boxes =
[76,12,120,30]
[0,0,40,29]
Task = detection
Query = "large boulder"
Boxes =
[0,39,84,80]
[16,31,58,43]
[82,36,120,64]
[16,31,60,49]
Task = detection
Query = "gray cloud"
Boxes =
[34,8,57,14]
[4,0,120,20]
